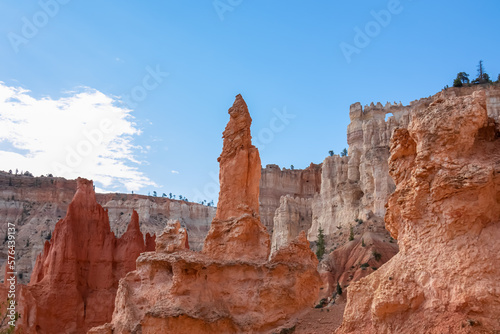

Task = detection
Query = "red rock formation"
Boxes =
[337,88,500,333]
[16,178,153,334]
[203,94,271,262]
[90,94,321,334]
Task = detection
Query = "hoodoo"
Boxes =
[202,94,271,262]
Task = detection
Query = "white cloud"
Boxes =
[0,81,156,192]
[171,170,179,174]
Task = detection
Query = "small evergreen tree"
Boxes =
[341,148,348,157]
[453,72,469,87]
[336,282,343,296]
[290,165,294,170]
[162,193,167,198]
[472,60,491,84]
[152,191,157,197]
[328,150,334,157]
[361,238,365,247]
[349,225,354,241]
[316,227,326,260]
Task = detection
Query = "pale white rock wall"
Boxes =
[270,195,312,254]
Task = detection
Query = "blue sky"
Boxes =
[0,0,499,202]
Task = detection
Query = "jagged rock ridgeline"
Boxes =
[0,172,215,283]
[91,94,321,334]
[16,178,155,334]
[337,87,500,333]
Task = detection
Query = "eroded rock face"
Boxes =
[155,220,189,253]
[16,178,153,334]
[337,88,500,333]
[91,95,321,334]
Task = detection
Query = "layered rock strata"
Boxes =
[16,178,154,334]
[337,87,500,333]
[91,94,321,334]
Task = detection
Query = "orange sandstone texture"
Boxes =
[90,95,321,334]
[16,178,153,334]
[337,88,500,333]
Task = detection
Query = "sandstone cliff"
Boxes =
[90,94,321,334]
[337,86,500,333]
[16,178,154,334]
[0,172,215,283]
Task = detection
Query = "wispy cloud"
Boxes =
[0,81,156,192]
[171,170,179,174]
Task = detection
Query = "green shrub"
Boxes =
[315,228,326,260]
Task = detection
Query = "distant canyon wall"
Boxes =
[259,163,321,232]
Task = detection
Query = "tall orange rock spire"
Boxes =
[203,94,270,262]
